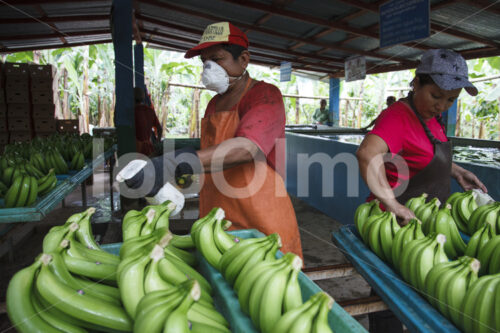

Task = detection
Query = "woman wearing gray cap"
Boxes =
[357,49,487,223]
[357,48,488,333]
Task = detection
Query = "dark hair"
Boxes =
[222,44,246,60]
[320,99,327,104]
[411,74,435,88]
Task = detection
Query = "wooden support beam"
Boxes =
[303,263,358,280]
[0,14,109,24]
[139,1,412,64]
[218,0,379,39]
[0,29,110,42]
[430,23,500,48]
[243,13,273,34]
[34,4,68,44]
[139,23,345,66]
[338,296,389,316]
[0,0,108,5]
[458,0,500,16]
[0,38,112,54]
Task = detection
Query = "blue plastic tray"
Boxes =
[102,229,366,333]
[0,146,116,223]
[332,225,461,333]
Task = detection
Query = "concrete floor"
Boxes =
[0,165,376,331]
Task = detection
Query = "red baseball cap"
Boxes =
[185,22,249,59]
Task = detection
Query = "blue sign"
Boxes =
[379,0,430,48]
[280,61,292,82]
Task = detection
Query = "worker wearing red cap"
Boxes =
[124,22,302,257]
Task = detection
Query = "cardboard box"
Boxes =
[56,119,79,133]
[32,104,55,118]
[31,77,53,91]
[35,131,55,138]
[29,64,54,78]
[6,89,30,104]
[0,117,6,132]
[6,76,29,90]
[9,131,32,143]
[34,118,56,133]
[7,103,30,118]
[0,104,6,118]
[0,90,4,104]
[8,118,31,132]
[4,63,29,77]
[0,132,9,145]
[31,90,53,104]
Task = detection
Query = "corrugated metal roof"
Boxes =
[0,0,499,79]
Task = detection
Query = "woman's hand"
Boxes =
[382,198,416,226]
[452,163,487,193]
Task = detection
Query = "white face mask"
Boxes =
[201,60,246,94]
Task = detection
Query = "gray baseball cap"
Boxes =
[416,49,478,96]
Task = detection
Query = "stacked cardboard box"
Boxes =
[5,63,31,144]
[0,63,7,153]
[30,64,56,137]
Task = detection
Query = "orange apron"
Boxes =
[199,79,303,257]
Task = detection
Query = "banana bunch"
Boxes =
[460,273,500,333]
[24,162,45,179]
[354,199,383,236]
[118,235,215,319]
[272,292,334,333]
[134,279,230,333]
[37,169,58,197]
[400,233,449,290]
[424,256,480,327]
[391,218,425,271]
[30,152,49,174]
[4,174,38,208]
[468,202,500,234]
[465,220,497,258]
[70,150,86,171]
[2,165,25,186]
[122,200,177,241]
[219,232,281,288]
[405,192,428,212]
[447,190,478,234]
[190,207,239,269]
[45,148,69,174]
[361,211,401,265]
[237,252,303,332]
[415,197,441,234]
[0,180,8,198]
[426,204,467,258]
[477,235,500,275]
[7,209,130,333]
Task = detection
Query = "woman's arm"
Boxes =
[356,134,415,223]
[196,137,261,172]
[451,162,487,193]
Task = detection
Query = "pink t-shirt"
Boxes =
[369,101,448,189]
[204,81,286,177]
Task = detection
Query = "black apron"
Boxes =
[394,96,452,205]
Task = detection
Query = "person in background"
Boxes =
[356,48,487,332]
[312,99,330,124]
[124,22,302,257]
[386,95,396,107]
[362,95,397,130]
[134,87,162,156]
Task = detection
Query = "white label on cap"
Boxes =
[116,160,147,182]
[199,22,230,44]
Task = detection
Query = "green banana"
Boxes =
[405,192,428,212]
[478,235,500,275]
[354,200,379,234]
[391,219,425,271]
[272,293,322,333]
[415,197,441,234]
[36,254,132,332]
[4,175,23,208]
[117,248,152,318]
[162,281,200,333]
[6,258,60,333]
[213,219,237,253]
